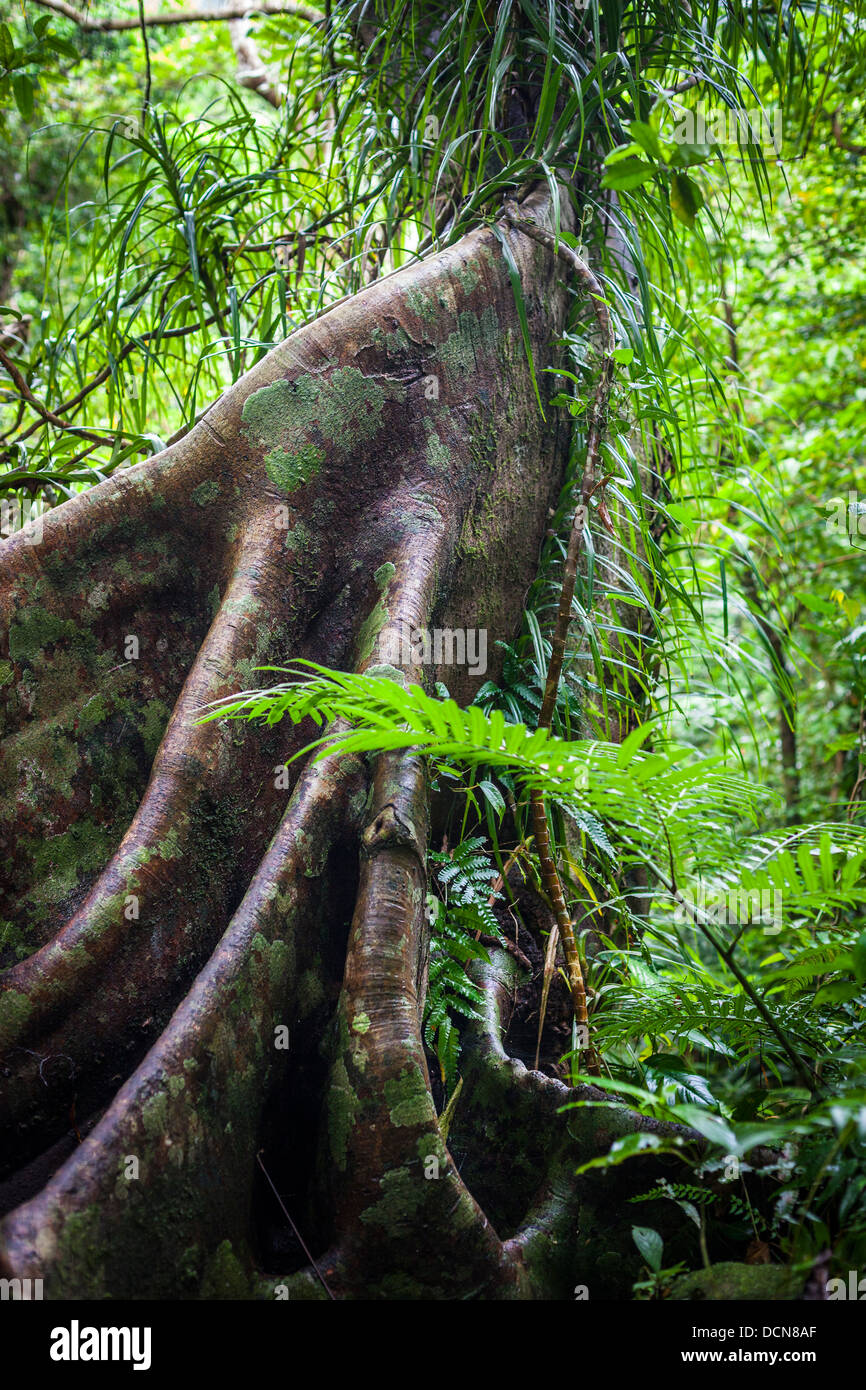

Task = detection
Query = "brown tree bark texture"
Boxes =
[0,191,689,1298]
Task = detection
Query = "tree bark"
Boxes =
[0,189,692,1299]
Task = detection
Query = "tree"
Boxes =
[1,0,863,1300]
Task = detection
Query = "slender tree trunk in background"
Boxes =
[0,189,695,1299]
[716,288,801,821]
[779,690,801,817]
[763,623,801,822]
[220,0,283,108]
[738,568,800,822]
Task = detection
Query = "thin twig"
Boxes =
[137,0,152,115]
[0,344,110,446]
[256,1150,336,1300]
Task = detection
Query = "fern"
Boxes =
[423,837,504,1090]
[592,974,833,1066]
[630,1182,717,1207]
[197,661,771,872]
[429,836,503,938]
[205,663,866,1116]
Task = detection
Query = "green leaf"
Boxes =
[669,173,704,228]
[11,72,33,121]
[616,722,655,767]
[667,142,714,169]
[671,1106,736,1152]
[490,223,545,420]
[629,120,664,162]
[46,35,79,60]
[0,23,14,68]
[478,779,505,816]
[632,1225,664,1272]
[601,156,656,192]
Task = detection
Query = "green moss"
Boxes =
[207,583,221,620]
[8,607,70,663]
[0,918,33,963]
[384,1064,429,1128]
[139,699,172,763]
[327,1057,359,1170]
[178,1245,203,1291]
[267,938,290,992]
[265,442,324,493]
[242,368,402,495]
[200,1239,251,1300]
[352,1011,371,1034]
[405,286,438,323]
[86,581,111,613]
[385,325,413,355]
[377,1270,439,1298]
[284,519,314,552]
[0,660,14,686]
[0,720,82,817]
[417,1133,446,1164]
[425,432,451,472]
[263,1270,330,1301]
[295,825,329,878]
[357,562,395,665]
[52,1205,107,1298]
[0,988,34,1042]
[438,306,500,385]
[296,967,324,1018]
[29,819,116,907]
[454,262,481,295]
[141,1089,169,1139]
[360,1165,426,1234]
[186,794,245,878]
[78,693,109,733]
[363,663,408,687]
[669,1263,803,1301]
[191,479,221,506]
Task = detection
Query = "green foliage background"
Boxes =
[3,0,866,1290]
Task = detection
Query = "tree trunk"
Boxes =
[0,190,691,1299]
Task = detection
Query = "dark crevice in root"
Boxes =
[493,873,576,1078]
[251,845,361,1276]
[449,947,708,1296]
[0,1096,106,1219]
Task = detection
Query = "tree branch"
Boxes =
[0,344,111,446]
[831,106,866,157]
[29,0,324,32]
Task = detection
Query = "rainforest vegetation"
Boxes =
[0,0,865,1304]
